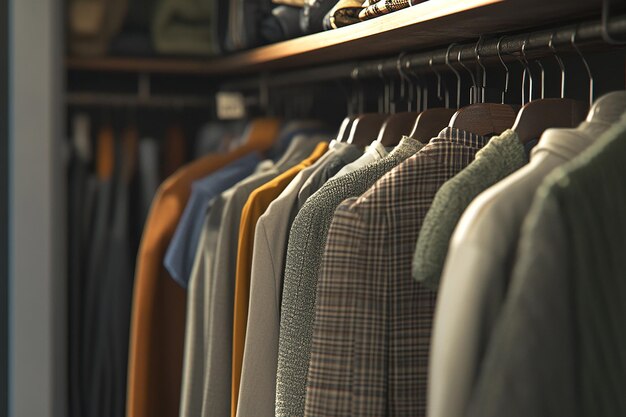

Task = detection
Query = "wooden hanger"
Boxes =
[347,113,388,147]
[449,103,517,136]
[376,112,418,147]
[512,98,588,144]
[509,35,590,144]
[447,42,517,137]
[410,108,456,144]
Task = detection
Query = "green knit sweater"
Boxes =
[412,130,527,289]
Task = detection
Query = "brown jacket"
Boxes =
[126,118,280,417]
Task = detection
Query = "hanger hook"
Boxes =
[428,58,442,102]
[445,43,462,109]
[406,59,426,112]
[396,53,413,112]
[549,32,566,98]
[351,66,364,114]
[571,25,594,106]
[535,60,545,100]
[496,37,509,104]
[474,36,487,103]
[377,63,387,113]
[457,48,478,105]
[601,0,626,45]
[520,36,534,104]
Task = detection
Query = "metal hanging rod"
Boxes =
[66,92,214,108]
[67,72,214,108]
[359,13,626,77]
[224,12,626,90]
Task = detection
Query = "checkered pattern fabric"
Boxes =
[358,0,425,20]
[305,128,488,417]
[276,138,424,417]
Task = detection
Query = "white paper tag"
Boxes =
[216,92,246,120]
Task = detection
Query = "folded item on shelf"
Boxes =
[261,6,305,43]
[358,0,425,20]
[272,0,306,8]
[68,0,129,57]
[301,0,344,33]
[323,0,363,29]
[152,0,215,56]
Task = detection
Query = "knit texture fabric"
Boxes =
[413,130,527,290]
[276,137,423,417]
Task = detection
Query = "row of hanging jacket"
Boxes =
[123,61,626,417]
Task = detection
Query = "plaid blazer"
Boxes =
[305,128,488,417]
[276,137,424,417]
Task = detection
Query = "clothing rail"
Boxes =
[223,12,626,90]
[66,92,213,108]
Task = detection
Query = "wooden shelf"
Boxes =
[66,0,602,76]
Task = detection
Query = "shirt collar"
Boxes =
[431,127,490,148]
[365,140,389,158]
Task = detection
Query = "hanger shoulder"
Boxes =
[586,91,626,124]
[347,113,388,147]
[513,98,588,144]
[336,116,356,143]
[410,108,456,144]
[450,103,516,137]
[377,112,419,147]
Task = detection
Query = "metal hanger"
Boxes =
[496,37,510,104]
[427,56,446,108]
[512,33,588,144]
[377,54,419,147]
[570,26,594,107]
[579,22,626,124]
[347,63,388,147]
[396,52,416,112]
[548,32,566,98]
[408,52,455,143]
[335,67,360,143]
[449,39,516,136]
[475,35,487,103]
[519,35,534,105]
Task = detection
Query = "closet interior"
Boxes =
[64,0,626,416]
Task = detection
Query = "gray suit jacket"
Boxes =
[236,154,330,417]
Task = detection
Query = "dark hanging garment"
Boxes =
[102,127,138,417]
[82,125,116,417]
[68,117,98,417]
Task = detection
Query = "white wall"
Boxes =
[9,0,66,416]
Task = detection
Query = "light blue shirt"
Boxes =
[164,152,262,287]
